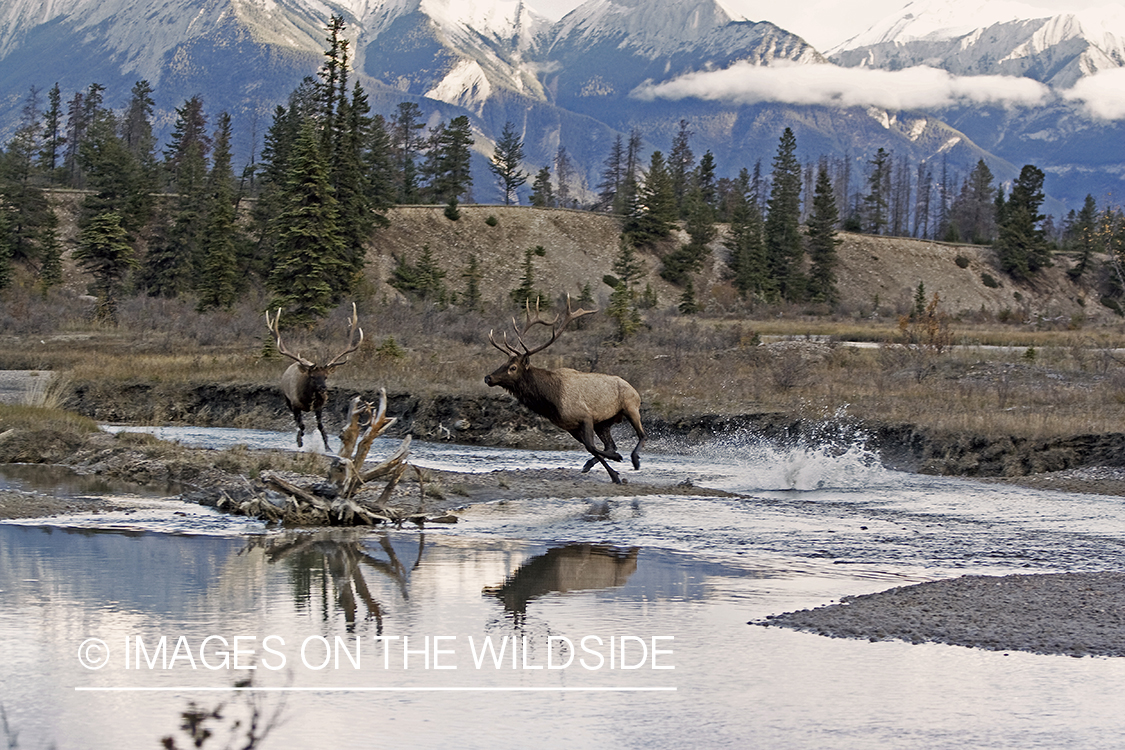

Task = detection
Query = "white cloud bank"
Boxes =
[629,60,1062,113]
[1062,67,1125,120]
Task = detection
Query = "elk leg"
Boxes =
[625,408,646,470]
[573,422,625,483]
[291,406,306,448]
[314,407,331,451]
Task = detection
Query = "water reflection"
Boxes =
[0,462,181,498]
[484,544,640,624]
[245,530,426,633]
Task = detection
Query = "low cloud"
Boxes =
[1062,67,1125,120]
[629,60,1053,111]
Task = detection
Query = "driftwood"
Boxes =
[217,390,456,527]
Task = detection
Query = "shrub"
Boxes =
[485,215,498,227]
[954,255,970,268]
[981,273,999,288]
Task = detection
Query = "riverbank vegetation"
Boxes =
[1,288,1123,443]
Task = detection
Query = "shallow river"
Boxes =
[1,426,1123,749]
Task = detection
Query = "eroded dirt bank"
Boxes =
[61,381,1125,488]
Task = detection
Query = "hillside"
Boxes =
[367,205,1109,325]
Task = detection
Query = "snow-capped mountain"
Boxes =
[831,0,1125,87]
[0,0,1117,206]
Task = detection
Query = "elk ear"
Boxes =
[297,363,313,374]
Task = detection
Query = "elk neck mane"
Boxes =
[503,363,564,424]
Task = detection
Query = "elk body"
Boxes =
[266,304,364,449]
[485,297,645,484]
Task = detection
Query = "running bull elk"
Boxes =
[485,296,645,484]
[266,304,364,449]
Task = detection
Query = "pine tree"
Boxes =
[530,167,554,208]
[429,115,474,204]
[79,100,151,237]
[73,212,135,323]
[391,102,426,204]
[669,119,694,218]
[510,245,546,308]
[864,147,890,235]
[461,254,482,310]
[628,150,676,244]
[267,120,345,323]
[143,95,210,296]
[996,164,1049,280]
[197,113,241,311]
[726,168,766,298]
[806,163,841,304]
[764,127,804,301]
[38,83,65,181]
[554,146,574,209]
[595,135,625,212]
[1067,194,1098,281]
[678,279,700,314]
[490,121,527,205]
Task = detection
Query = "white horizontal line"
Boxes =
[75,686,677,693]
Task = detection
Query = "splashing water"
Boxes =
[656,410,897,493]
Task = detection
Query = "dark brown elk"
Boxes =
[266,304,364,449]
[485,296,645,484]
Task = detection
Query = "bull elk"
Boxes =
[485,296,645,484]
[266,304,364,449]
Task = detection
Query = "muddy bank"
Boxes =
[62,381,1125,485]
[756,572,1125,658]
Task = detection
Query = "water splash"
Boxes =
[657,409,897,493]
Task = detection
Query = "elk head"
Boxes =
[266,303,364,449]
[484,295,595,392]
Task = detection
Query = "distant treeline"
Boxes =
[1,15,1123,323]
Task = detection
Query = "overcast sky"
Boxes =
[527,0,1114,50]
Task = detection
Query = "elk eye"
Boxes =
[508,365,517,374]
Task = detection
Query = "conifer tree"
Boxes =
[596,135,625,212]
[197,113,241,311]
[996,164,1049,280]
[554,146,574,209]
[530,167,554,207]
[429,115,474,204]
[74,212,135,323]
[806,163,841,304]
[669,119,694,218]
[510,245,546,308]
[764,127,804,301]
[1067,194,1098,281]
[391,102,426,204]
[627,150,675,244]
[142,96,209,296]
[267,120,345,323]
[864,147,890,235]
[726,168,766,298]
[490,121,527,205]
[38,83,65,181]
[461,254,482,310]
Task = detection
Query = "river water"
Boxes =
[1,426,1123,749]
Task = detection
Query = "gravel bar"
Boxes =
[755,572,1125,658]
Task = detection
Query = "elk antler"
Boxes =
[494,295,596,357]
[266,308,314,367]
[324,303,364,368]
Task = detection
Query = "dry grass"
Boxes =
[2,285,1125,442]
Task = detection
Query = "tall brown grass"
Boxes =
[2,286,1124,441]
